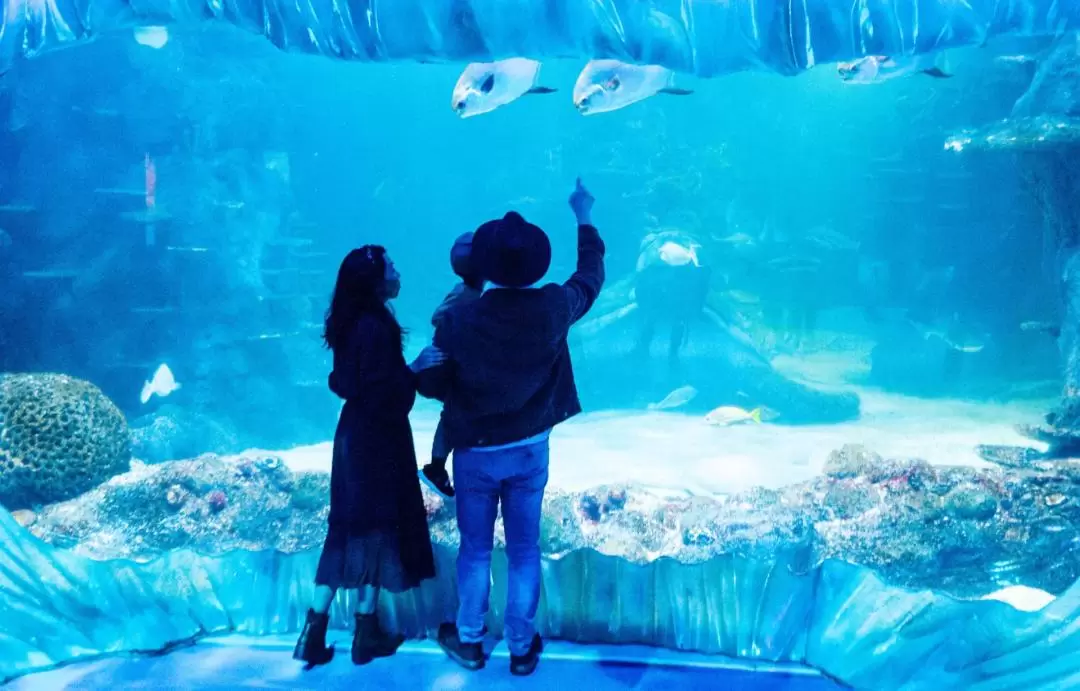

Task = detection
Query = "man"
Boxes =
[417,178,605,676]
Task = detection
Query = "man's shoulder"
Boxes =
[536,282,568,297]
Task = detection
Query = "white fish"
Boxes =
[704,406,763,427]
[994,54,1036,66]
[134,27,169,50]
[1020,320,1059,338]
[805,226,859,252]
[723,290,760,305]
[837,54,951,84]
[573,60,693,116]
[141,363,180,404]
[714,232,756,247]
[658,241,700,267]
[767,256,821,273]
[647,385,698,411]
[451,58,556,118]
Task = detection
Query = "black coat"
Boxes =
[326,313,430,554]
[416,223,606,449]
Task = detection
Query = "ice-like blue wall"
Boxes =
[2,0,1079,76]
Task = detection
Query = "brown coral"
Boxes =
[0,373,130,509]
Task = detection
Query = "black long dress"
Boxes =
[314,313,436,593]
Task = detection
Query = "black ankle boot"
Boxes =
[351,613,405,665]
[293,609,335,667]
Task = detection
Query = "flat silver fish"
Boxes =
[452,59,556,118]
[573,60,692,116]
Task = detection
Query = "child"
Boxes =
[420,232,484,498]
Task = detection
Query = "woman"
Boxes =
[293,245,443,667]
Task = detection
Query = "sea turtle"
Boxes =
[571,228,861,424]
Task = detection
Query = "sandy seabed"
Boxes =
[274,348,1052,498]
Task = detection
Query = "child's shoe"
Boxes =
[421,463,455,498]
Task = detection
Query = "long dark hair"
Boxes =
[323,245,404,352]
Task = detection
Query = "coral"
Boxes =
[16,445,1080,600]
[207,490,227,513]
[6,457,1080,688]
[288,472,326,511]
[0,373,130,510]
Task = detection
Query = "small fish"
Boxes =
[995,55,1036,66]
[767,256,821,273]
[451,59,556,118]
[573,60,693,116]
[140,363,180,404]
[714,232,756,247]
[945,340,984,354]
[1020,321,1060,338]
[133,26,169,50]
[658,241,700,267]
[0,228,11,250]
[837,54,951,83]
[705,406,763,427]
[922,330,985,353]
[805,226,859,252]
[164,246,210,254]
[910,319,987,353]
[647,385,698,411]
[723,290,760,305]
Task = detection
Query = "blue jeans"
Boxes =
[453,438,549,656]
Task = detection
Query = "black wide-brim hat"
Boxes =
[472,211,552,288]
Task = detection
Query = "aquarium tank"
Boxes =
[2,0,1080,688]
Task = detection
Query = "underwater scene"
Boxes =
[3,2,1080,689]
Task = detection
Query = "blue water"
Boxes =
[0,25,1062,450]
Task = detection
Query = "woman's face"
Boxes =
[381,256,401,300]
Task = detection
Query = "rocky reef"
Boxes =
[15,444,1080,599]
[128,404,244,464]
[0,373,130,510]
[950,36,1080,467]
[4,443,1080,688]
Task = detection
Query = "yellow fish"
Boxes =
[704,406,763,427]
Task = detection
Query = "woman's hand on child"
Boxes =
[411,345,447,372]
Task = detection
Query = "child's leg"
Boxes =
[431,415,452,467]
[423,414,456,497]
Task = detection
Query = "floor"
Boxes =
[5,635,845,690]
